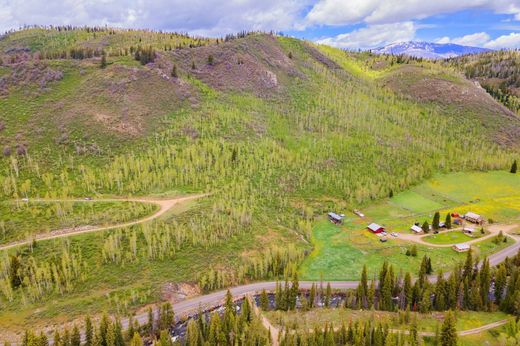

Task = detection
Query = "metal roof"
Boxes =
[465,212,482,219]
[368,223,383,231]
[410,225,423,233]
[454,243,470,250]
[328,212,343,220]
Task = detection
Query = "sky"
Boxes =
[1,0,520,50]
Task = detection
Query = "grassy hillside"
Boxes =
[0,28,519,334]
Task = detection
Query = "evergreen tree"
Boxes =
[260,289,269,310]
[159,330,173,346]
[325,282,332,308]
[495,264,507,305]
[171,64,178,78]
[129,333,142,346]
[433,212,440,230]
[159,302,174,331]
[445,213,452,229]
[71,326,80,346]
[511,160,517,174]
[100,51,107,69]
[422,221,430,233]
[85,316,94,346]
[408,322,419,346]
[309,283,316,308]
[440,311,458,346]
[207,54,214,65]
[146,307,154,336]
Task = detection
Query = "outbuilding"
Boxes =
[410,225,423,234]
[368,223,385,233]
[464,212,484,224]
[328,212,344,224]
[453,243,471,252]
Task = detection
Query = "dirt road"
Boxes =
[397,223,519,247]
[0,194,206,251]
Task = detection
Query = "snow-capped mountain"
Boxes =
[372,41,492,59]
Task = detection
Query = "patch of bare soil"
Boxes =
[162,34,301,97]
[57,64,193,137]
[0,60,63,96]
[161,282,201,303]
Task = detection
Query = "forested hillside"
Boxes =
[446,50,520,115]
[0,27,519,335]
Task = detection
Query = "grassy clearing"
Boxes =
[264,308,511,333]
[0,200,158,244]
[423,231,482,245]
[300,171,519,280]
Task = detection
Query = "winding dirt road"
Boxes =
[397,223,519,247]
[0,194,207,251]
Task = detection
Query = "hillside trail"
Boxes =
[397,223,520,247]
[0,194,207,251]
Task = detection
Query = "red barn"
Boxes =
[368,223,385,233]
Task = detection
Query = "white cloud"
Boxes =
[0,0,310,36]
[435,32,491,47]
[484,32,520,49]
[306,0,520,25]
[435,31,520,49]
[316,22,416,50]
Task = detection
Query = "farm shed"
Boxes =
[463,227,475,234]
[328,212,344,224]
[453,243,470,252]
[410,225,423,234]
[368,223,385,233]
[464,212,484,224]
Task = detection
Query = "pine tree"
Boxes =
[495,264,507,305]
[445,213,452,229]
[440,311,457,346]
[207,54,214,65]
[511,160,517,174]
[71,326,80,346]
[309,283,316,308]
[85,316,94,346]
[171,64,178,78]
[129,333,142,346]
[433,212,440,230]
[158,330,173,346]
[146,307,154,336]
[260,289,269,310]
[159,302,175,331]
[422,221,430,233]
[408,322,419,346]
[325,282,332,308]
[100,51,107,68]
[289,274,299,310]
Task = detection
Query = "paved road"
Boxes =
[0,194,206,251]
[5,234,519,344]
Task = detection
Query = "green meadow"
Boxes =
[300,171,520,280]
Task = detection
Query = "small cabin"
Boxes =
[463,227,475,234]
[453,243,470,252]
[464,212,484,225]
[410,225,423,234]
[328,212,344,224]
[368,223,385,234]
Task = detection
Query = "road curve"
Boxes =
[0,194,207,252]
[160,236,520,320]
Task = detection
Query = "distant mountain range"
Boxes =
[372,41,492,59]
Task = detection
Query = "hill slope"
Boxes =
[0,28,519,334]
